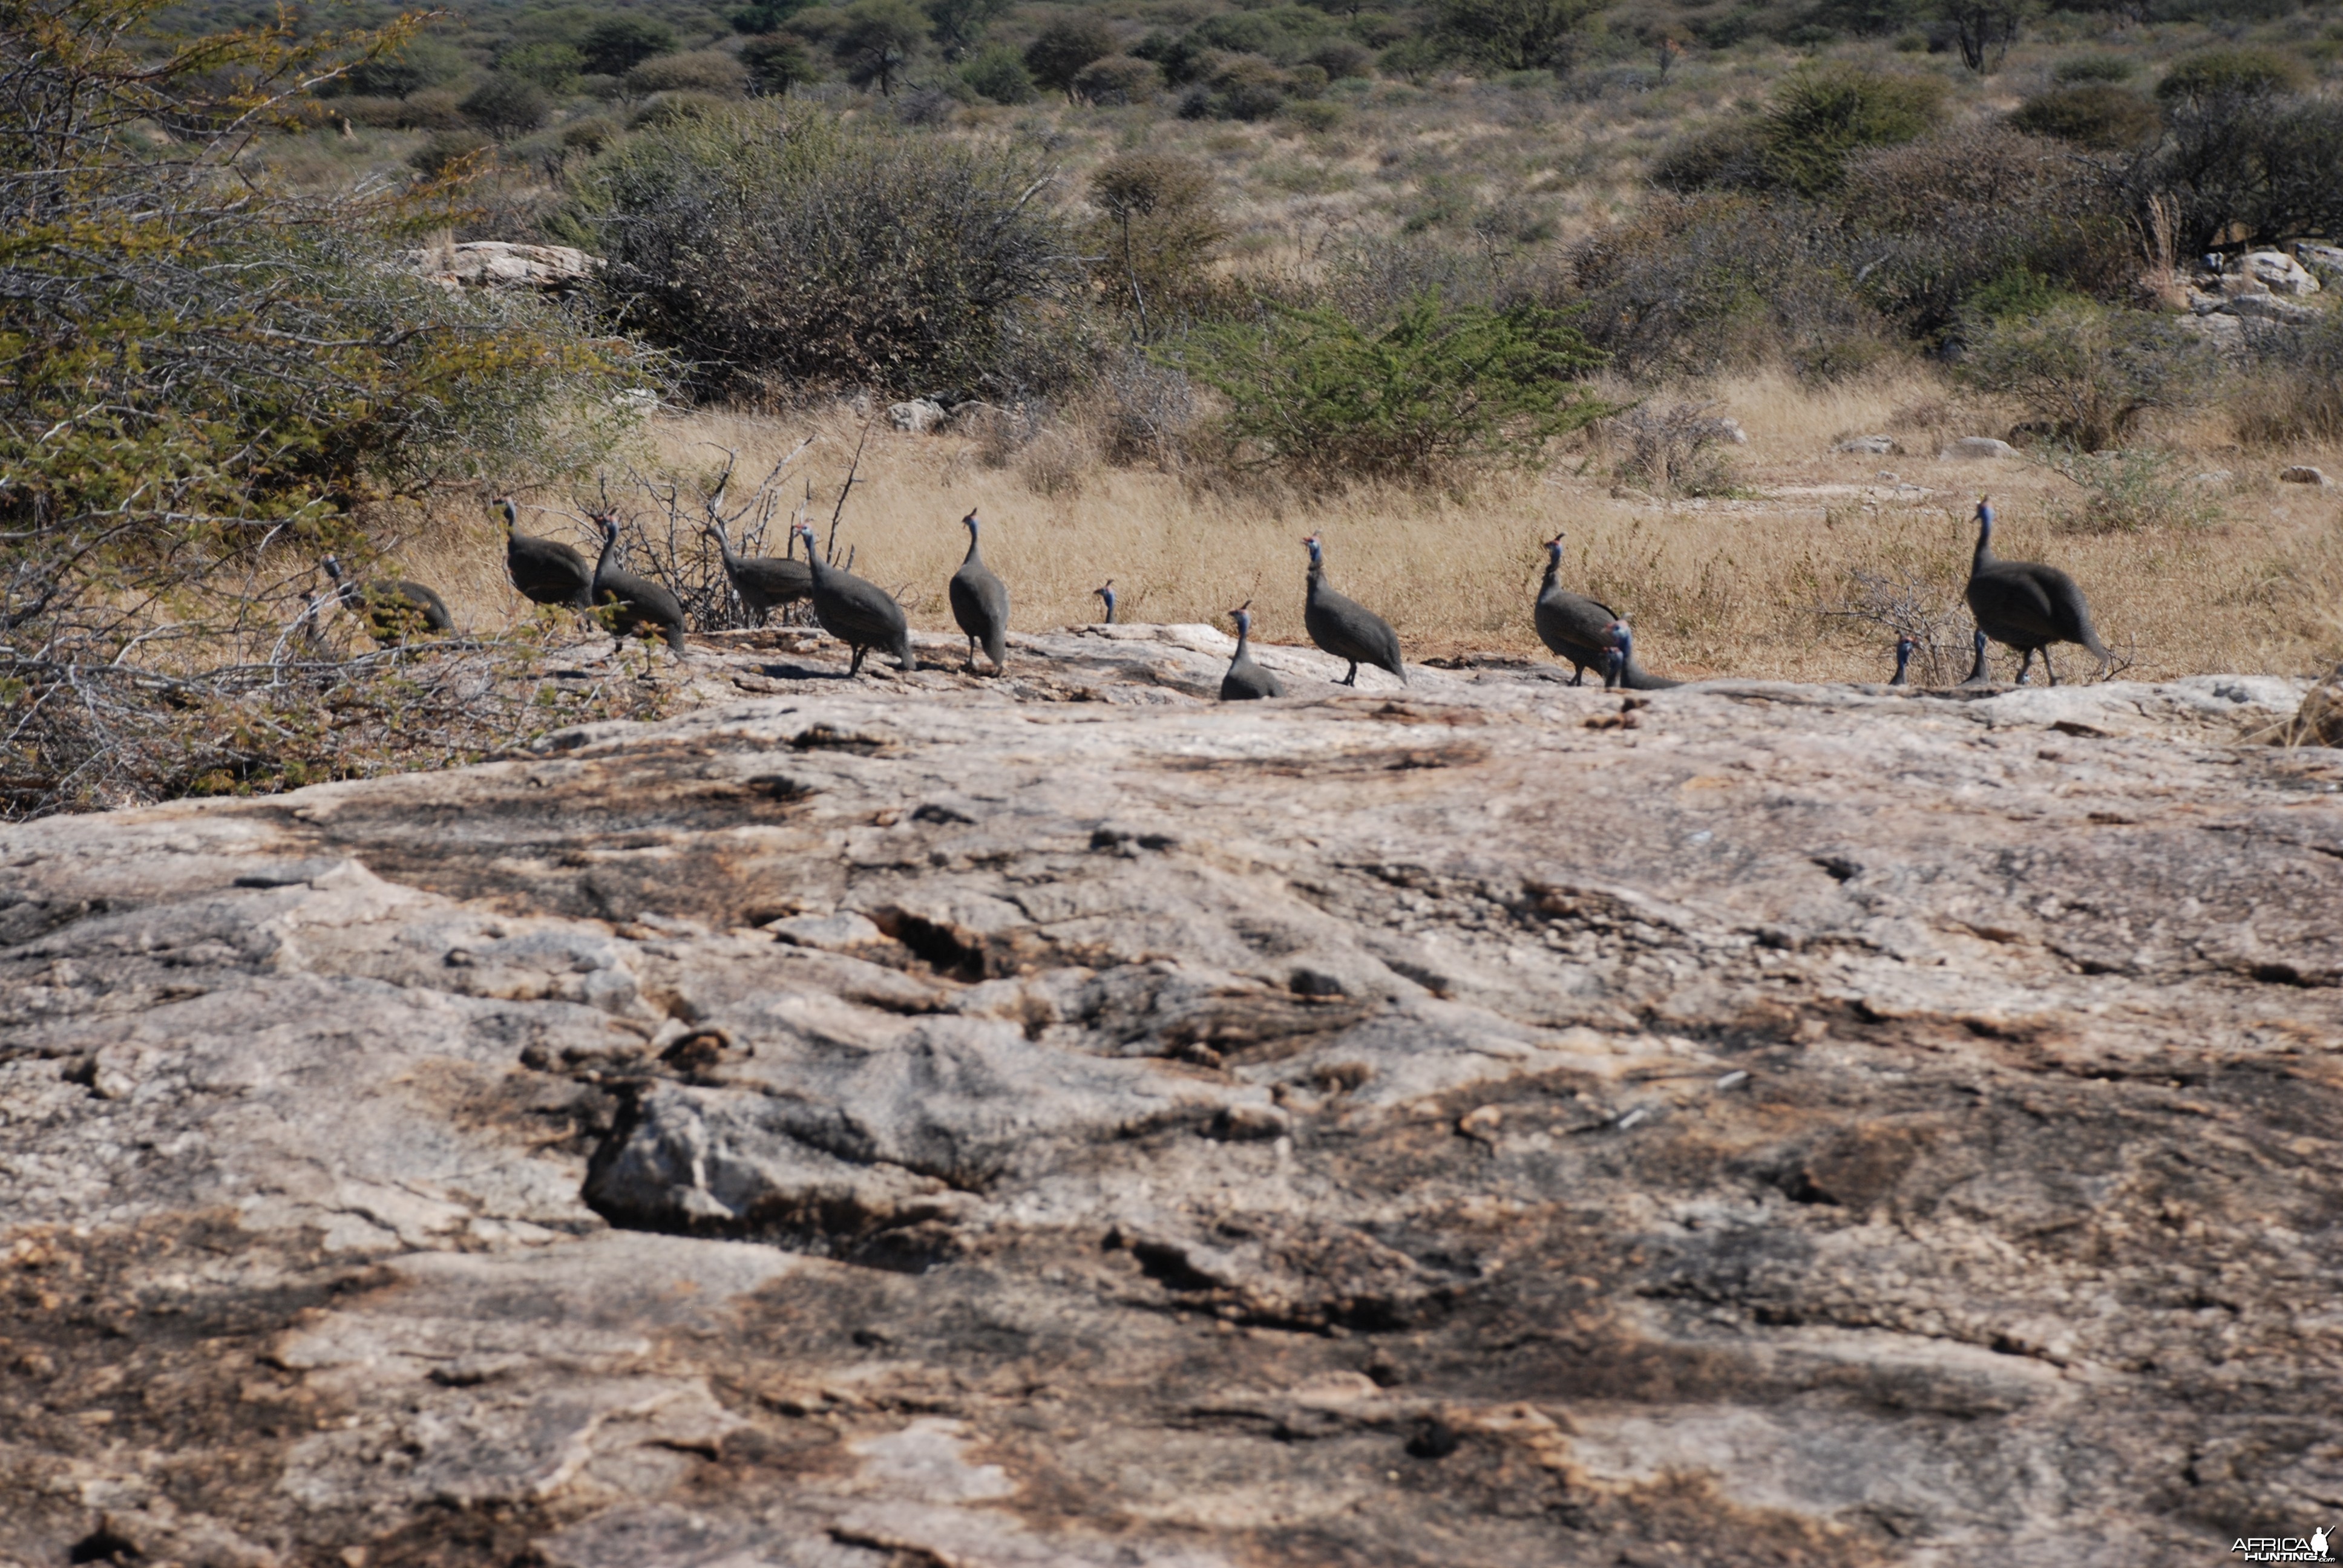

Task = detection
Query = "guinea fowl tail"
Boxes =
[1621,659,1682,691]
[2051,577,2111,670]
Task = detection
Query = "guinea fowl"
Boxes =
[1960,627,1994,686]
[320,555,451,643]
[706,517,811,624]
[1532,534,1680,690]
[1301,534,1406,687]
[1889,635,1915,687]
[1220,603,1282,702]
[946,509,1009,674]
[1964,497,2109,685]
[1093,580,1117,624]
[795,521,913,675]
[591,514,689,660]
[495,496,592,610]
[1602,620,1633,690]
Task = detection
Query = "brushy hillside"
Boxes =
[7,0,2343,814]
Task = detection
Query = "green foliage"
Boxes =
[623,50,751,96]
[732,0,810,33]
[0,0,646,815]
[2155,46,2307,106]
[410,126,495,174]
[742,32,820,92]
[2010,83,2159,149]
[579,16,678,76]
[1171,294,1611,483]
[333,35,467,98]
[1072,54,1161,106]
[960,43,1034,102]
[1431,0,1599,73]
[497,41,584,93]
[2037,447,2223,534]
[1960,268,2073,325]
[832,0,927,93]
[567,102,1090,396]
[1024,14,1117,94]
[1088,152,1228,334]
[460,73,551,132]
[925,0,1008,60]
[1961,299,2215,452]
[1761,63,1945,195]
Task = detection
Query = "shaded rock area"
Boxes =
[2,622,2341,1568]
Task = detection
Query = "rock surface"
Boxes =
[408,241,603,295]
[1939,436,2017,460]
[3,622,2340,1568]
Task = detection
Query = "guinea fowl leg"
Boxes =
[1343,662,1358,687]
[2014,647,2036,685]
[850,644,867,677]
[966,635,978,673]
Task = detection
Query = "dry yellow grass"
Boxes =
[384,364,2343,686]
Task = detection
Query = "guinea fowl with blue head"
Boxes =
[1964,497,2109,686]
[1220,602,1282,701]
[795,521,913,676]
[1301,534,1406,687]
[496,495,592,610]
[1602,620,1634,690]
[1093,580,1116,624]
[591,514,689,661]
[706,515,811,624]
[1533,534,1679,690]
[320,555,451,644]
[947,509,1010,674]
[1889,635,1915,687]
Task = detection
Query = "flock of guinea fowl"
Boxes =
[320,491,2113,698]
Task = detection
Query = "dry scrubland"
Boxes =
[401,374,2343,685]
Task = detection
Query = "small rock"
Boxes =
[888,399,947,434]
[2189,470,2233,486]
[408,240,601,294]
[1836,434,1898,456]
[2243,249,2320,296]
[764,910,886,951]
[2297,242,2343,285]
[2176,313,2247,352]
[1942,437,2018,460]
[1875,470,1900,483]
[1715,417,1749,445]
[2279,466,2330,486]
[2221,293,2319,325]
[1458,1105,1503,1142]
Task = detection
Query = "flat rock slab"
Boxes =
[2,624,2339,1568]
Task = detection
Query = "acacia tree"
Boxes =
[1432,0,1601,74]
[832,0,926,94]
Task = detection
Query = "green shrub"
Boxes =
[2037,447,2224,534]
[1170,293,1611,484]
[1838,124,2135,342]
[1089,152,1228,335]
[333,36,467,98]
[1283,97,1346,131]
[1762,64,1945,195]
[832,0,927,94]
[2155,46,2308,106]
[580,16,678,76]
[497,42,583,93]
[623,50,751,96]
[460,74,551,133]
[1310,38,1375,79]
[1071,54,1161,106]
[1025,15,1117,94]
[2053,52,2135,85]
[2235,311,2343,446]
[1432,0,1600,72]
[567,102,1090,397]
[2011,83,2159,149]
[960,44,1035,102]
[410,127,495,175]
[742,33,821,93]
[1961,299,2215,452]
[733,0,811,33]
[1961,268,2072,325]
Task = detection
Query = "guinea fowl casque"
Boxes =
[320,555,451,644]
[706,517,811,624]
[591,514,689,661]
[946,509,1010,674]
[1533,534,1678,690]
[1301,534,1406,687]
[796,521,913,676]
[1219,603,1282,702]
[495,496,592,610]
[1093,581,1117,624]
[1964,497,2110,685]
